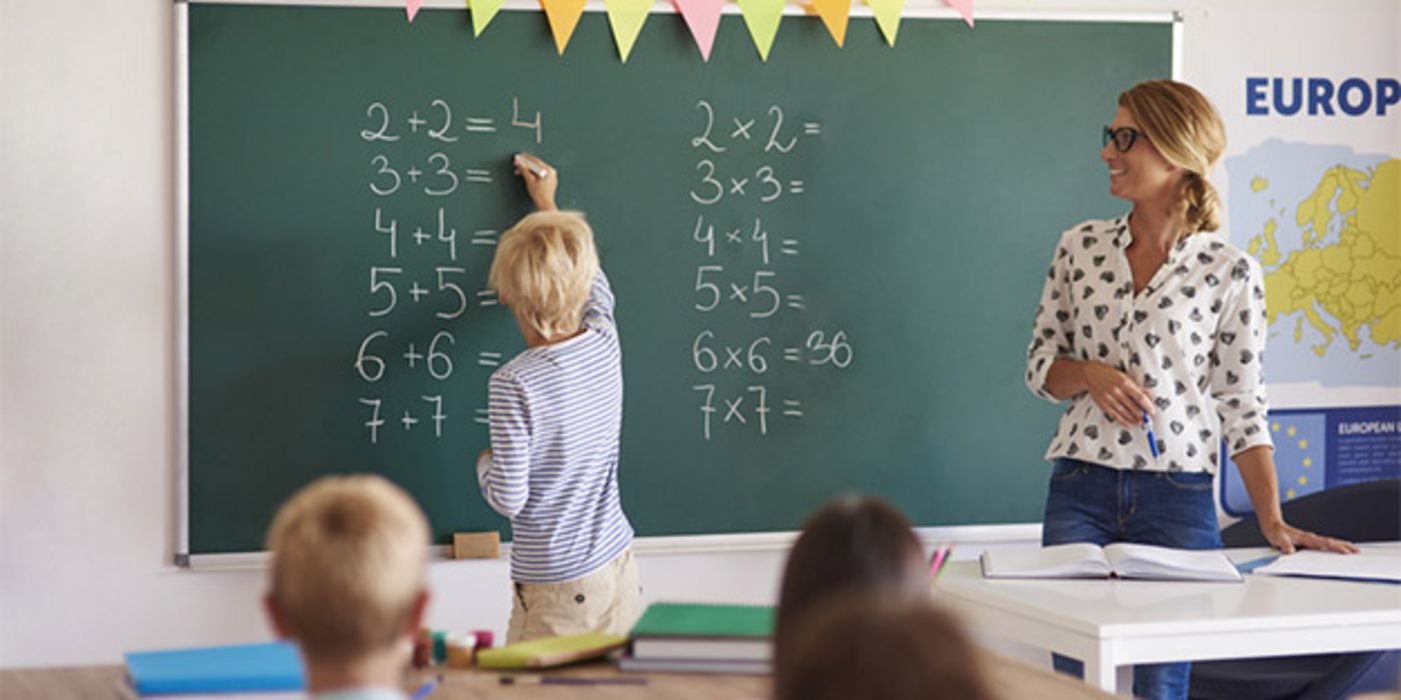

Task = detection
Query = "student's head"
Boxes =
[1102,79,1225,234]
[775,496,928,670]
[264,475,430,664]
[774,595,994,700]
[489,210,599,340]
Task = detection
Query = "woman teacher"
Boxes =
[1023,79,1356,700]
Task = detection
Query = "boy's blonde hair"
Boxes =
[266,475,429,661]
[489,211,599,339]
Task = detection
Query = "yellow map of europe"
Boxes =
[1227,140,1400,387]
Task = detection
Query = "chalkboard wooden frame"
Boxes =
[175,0,1178,568]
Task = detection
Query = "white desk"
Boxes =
[934,546,1401,694]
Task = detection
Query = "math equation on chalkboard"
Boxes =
[346,96,852,445]
[684,100,853,441]
[351,96,544,445]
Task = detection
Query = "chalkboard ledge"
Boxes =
[176,523,1041,569]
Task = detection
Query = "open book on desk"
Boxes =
[1253,547,1401,584]
[980,543,1243,582]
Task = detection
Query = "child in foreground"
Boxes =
[773,495,993,700]
[264,474,430,700]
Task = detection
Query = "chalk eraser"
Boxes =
[452,531,501,560]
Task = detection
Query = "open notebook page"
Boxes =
[981,543,1112,578]
[1104,543,1242,581]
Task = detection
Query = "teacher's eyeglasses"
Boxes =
[1103,126,1147,153]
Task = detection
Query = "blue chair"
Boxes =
[1188,478,1401,700]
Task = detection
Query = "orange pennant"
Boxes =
[810,0,851,46]
[541,0,588,53]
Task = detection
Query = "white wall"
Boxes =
[2,0,1396,670]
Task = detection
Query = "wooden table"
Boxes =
[1,649,1117,699]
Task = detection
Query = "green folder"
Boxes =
[630,602,774,639]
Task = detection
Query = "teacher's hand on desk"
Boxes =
[1233,446,1359,555]
[1260,520,1359,555]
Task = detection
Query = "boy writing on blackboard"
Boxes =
[264,475,430,699]
[476,153,640,643]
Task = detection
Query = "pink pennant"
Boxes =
[406,0,423,22]
[672,0,725,61]
[944,0,973,28]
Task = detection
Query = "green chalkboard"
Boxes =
[184,2,1172,555]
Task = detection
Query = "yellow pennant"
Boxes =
[737,0,785,61]
[606,0,653,61]
[865,0,903,46]
[468,0,504,36]
[540,0,588,53]
[809,0,851,46]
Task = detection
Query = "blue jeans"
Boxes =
[1042,458,1222,700]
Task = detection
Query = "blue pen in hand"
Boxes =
[1142,410,1160,462]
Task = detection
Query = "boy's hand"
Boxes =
[476,448,494,486]
[513,153,557,211]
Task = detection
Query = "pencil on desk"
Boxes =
[499,675,648,685]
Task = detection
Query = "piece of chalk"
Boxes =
[514,154,548,179]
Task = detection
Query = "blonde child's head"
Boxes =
[489,210,599,340]
[265,475,430,662]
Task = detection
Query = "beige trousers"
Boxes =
[506,547,643,644]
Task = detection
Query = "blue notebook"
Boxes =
[124,641,304,696]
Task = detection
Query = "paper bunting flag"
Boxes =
[469,0,504,35]
[672,0,725,61]
[810,0,851,46]
[405,0,423,22]
[865,0,903,45]
[945,0,974,28]
[606,0,653,61]
[541,0,588,53]
[737,0,784,61]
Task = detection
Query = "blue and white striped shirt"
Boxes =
[480,272,634,583]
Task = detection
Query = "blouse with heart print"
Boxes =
[1025,215,1274,473]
